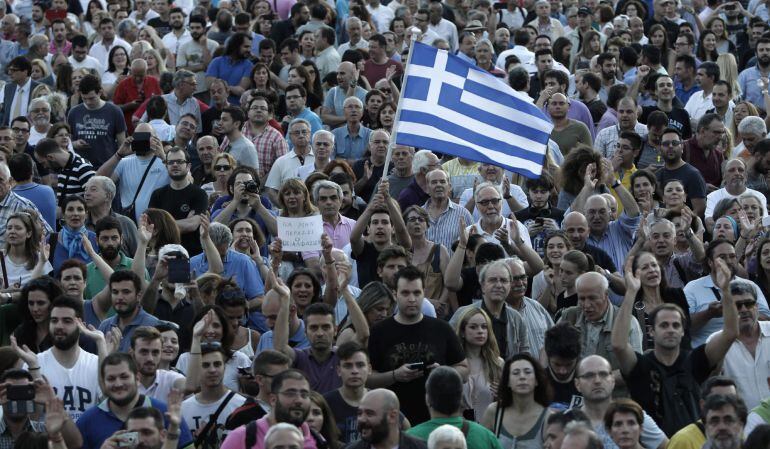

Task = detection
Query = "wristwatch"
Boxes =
[611,180,621,189]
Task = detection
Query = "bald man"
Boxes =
[95,122,170,222]
[113,58,162,133]
[348,389,427,449]
[321,61,369,127]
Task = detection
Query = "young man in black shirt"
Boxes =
[367,266,467,425]
[518,172,565,257]
[611,257,739,437]
[147,147,208,256]
[544,322,582,408]
[640,73,693,139]
[323,342,370,444]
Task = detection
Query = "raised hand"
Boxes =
[584,163,598,189]
[364,160,373,180]
[105,326,123,353]
[269,238,283,267]
[502,176,511,199]
[10,335,38,368]
[45,397,67,435]
[458,216,468,247]
[165,389,183,428]
[600,158,616,186]
[77,319,105,342]
[138,215,154,246]
[82,234,96,257]
[269,269,290,299]
[193,310,215,339]
[714,258,731,291]
[199,213,211,240]
[378,179,390,198]
[321,233,333,261]
[623,258,641,293]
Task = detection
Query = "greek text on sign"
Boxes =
[277,215,324,251]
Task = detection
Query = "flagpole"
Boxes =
[381,31,419,180]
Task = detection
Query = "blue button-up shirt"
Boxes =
[586,212,640,271]
[190,249,265,299]
[739,65,767,111]
[332,123,372,160]
[98,308,160,352]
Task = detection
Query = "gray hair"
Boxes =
[575,271,609,292]
[474,181,501,202]
[173,69,195,88]
[729,279,758,302]
[343,96,363,109]
[475,38,494,52]
[85,176,117,202]
[289,118,311,132]
[264,423,304,449]
[312,180,343,203]
[131,58,148,70]
[346,16,362,28]
[739,192,766,216]
[117,18,137,38]
[29,97,49,112]
[412,150,435,174]
[209,222,234,247]
[312,129,334,145]
[29,34,48,49]
[369,128,390,144]
[158,243,189,259]
[428,425,467,449]
[563,422,604,449]
[649,217,676,235]
[479,259,512,284]
[738,116,767,137]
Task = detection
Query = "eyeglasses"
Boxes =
[11,127,29,133]
[477,198,501,207]
[660,140,682,147]
[278,389,310,399]
[214,164,232,171]
[577,370,612,380]
[166,159,189,166]
[736,300,757,309]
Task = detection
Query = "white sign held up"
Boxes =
[277,215,323,251]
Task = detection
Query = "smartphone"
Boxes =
[493,1,505,9]
[117,432,139,449]
[407,362,425,370]
[6,384,35,416]
[167,254,191,284]
[131,132,151,153]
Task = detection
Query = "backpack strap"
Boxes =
[244,420,258,449]
[493,402,504,437]
[194,391,236,448]
[129,156,157,209]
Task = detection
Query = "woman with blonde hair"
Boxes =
[455,307,503,421]
[130,40,152,61]
[717,53,741,100]
[203,153,236,201]
[30,83,51,100]
[29,59,49,82]
[143,48,166,79]
[45,93,68,123]
[729,101,760,148]
[138,26,165,52]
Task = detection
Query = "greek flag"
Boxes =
[393,42,553,179]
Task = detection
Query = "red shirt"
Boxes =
[683,136,724,187]
[362,58,403,87]
[112,75,162,134]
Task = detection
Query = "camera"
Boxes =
[131,132,151,153]
[117,432,139,449]
[166,251,191,284]
[244,180,260,193]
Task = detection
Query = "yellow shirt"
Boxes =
[612,165,637,215]
[668,422,705,449]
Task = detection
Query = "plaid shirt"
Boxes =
[0,419,45,449]
[0,191,53,248]
[240,122,289,180]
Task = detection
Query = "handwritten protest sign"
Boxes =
[277,215,323,251]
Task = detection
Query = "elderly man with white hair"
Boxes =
[559,271,643,370]
[298,130,335,180]
[27,97,52,146]
[338,17,369,54]
[397,150,440,210]
[84,175,139,255]
[734,115,767,159]
[331,96,372,161]
[264,423,305,449]
[465,182,535,255]
[527,0,565,41]
[705,158,768,228]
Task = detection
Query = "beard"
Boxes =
[100,245,119,261]
[711,435,741,449]
[52,328,80,350]
[116,301,138,318]
[359,415,390,445]
[169,173,187,181]
[759,55,770,67]
[109,387,138,406]
[274,401,309,426]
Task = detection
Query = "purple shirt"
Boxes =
[597,108,618,133]
[293,348,341,394]
[397,179,429,211]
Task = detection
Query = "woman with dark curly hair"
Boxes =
[556,145,604,210]
[481,353,552,449]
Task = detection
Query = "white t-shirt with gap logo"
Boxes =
[36,348,102,421]
[181,391,246,440]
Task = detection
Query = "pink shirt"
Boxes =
[301,214,357,260]
[221,416,318,449]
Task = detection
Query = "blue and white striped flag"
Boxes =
[393,42,554,179]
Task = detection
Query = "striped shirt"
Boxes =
[57,152,95,202]
[423,199,474,252]
[514,297,554,360]
[586,212,641,271]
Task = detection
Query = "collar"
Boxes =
[98,394,151,414]
[17,77,31,91]
[291,149,314,159]
[481,300,509,322]
[575,304,613,331]
[423,198,455,213]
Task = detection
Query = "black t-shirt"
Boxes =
[583,244,617,272]
[458,267,481,307]
[584,97,607,127]
[148,184,209,256]
[323,389,359,444]
[368,316,466,424]
[655,163,708,201]
[146,17,171,37]
[353,241,381,288]
[518,206,566,257]
[352,159,385,202]
[547,368,581,408]
[625,345,711,437]
[641,106,693,139]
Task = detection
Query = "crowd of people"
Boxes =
[2,0,770,448]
